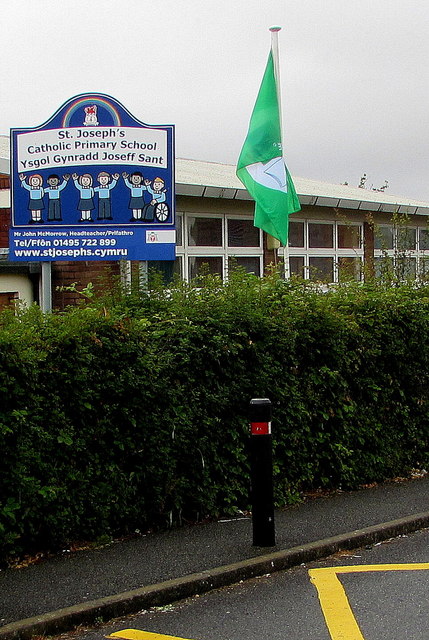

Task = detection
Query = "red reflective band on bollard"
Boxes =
[250,421,272,435]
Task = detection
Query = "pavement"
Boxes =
[1,475,429,640]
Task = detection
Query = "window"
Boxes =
[420,257,429,277]
[396,256,417,278]
[228,256,261,276]
[338,224,361,249]
[188,217,222,246]
[147,261,175,284]
[289,256,305,278]
[374,226,394,250]
[188,256,223,279]
[374,256,394,279]
[227,219,259,247]
[308,223,334,248]
[309,257,334,283]
[175,214,183,247]
[176,213,263,282]
[173,257,183,278]
[373,224,422,281]
[420,229,429,251]
[285,219,364,284]
[338,257,362,282]
[397,227,416,251]
[288,221,304,248]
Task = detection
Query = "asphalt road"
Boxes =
[61,526,429,640]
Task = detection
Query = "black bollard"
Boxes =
[249,398,275,547]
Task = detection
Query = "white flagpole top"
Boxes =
[269,27,282,107]
[268,25,283,162]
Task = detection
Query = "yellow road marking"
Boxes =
[109,631,195,640]
[309,563,429,640]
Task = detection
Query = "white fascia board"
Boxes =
[398,204,418,215]
[298,195,317,205]
[315,197,340,207]
[234,189,254,201]
[379,203,400,213]
[176,184,205,197]
[358,201,381,211]
[338,199,360,209]
[204,187,237,199]
[416,206,429,215]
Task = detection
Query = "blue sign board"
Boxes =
[9,93,175,262]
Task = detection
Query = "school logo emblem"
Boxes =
[83,105,99,127]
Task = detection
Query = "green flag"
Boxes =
[236,50,300,246]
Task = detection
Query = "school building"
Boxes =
[2,133,429,309]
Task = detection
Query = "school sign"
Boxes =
[9,93,175,261]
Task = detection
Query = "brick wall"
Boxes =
[0,175,9,190]
[0,174,11,248]
[0,291,18,310]
[52,260,121,308]
[0,208,10,248]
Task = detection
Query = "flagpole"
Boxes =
[236,27,301,252]
[269,26,289,275]
[269,26,282,132]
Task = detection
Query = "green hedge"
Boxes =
[0,272,428,562]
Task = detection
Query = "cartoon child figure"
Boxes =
[72,173,95,222]
[122,171,148,221]
[19,173,45,223]
[44,174,70,221]
[143,177,167,221]
[94,171,119,220]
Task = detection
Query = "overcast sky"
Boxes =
[2,0,429,200]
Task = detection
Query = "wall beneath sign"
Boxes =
[52,260,120,308]
[0,274,33,307]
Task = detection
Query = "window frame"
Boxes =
[285,219,364,283]
[175,212,263,281]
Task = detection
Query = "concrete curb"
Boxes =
[2,511,429,640]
